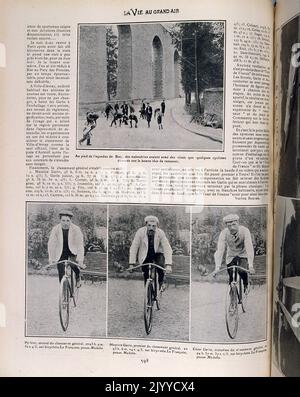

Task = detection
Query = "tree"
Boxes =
[28,205,107,259]
[170,22,224,108]
[108,207,190,265]
[192,207,267,270]
[106,26,118,100]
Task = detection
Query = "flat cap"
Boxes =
[223,214,239,223]
[144,215,159,224]
[59,209,73,217]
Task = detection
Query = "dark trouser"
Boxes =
[79,131,91,144]
[227,256,248,288]
[142,253,165,286]
[130,118,138,128]
[57,255,80,283]
[79,125,95,145]
[146,115,152,127]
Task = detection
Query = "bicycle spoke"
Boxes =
[59,277,70,332]
[144,280,153,334]
[225,285,239,339]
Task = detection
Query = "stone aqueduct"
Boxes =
[78,24,180,110]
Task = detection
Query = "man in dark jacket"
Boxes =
[161,99,166,116]
[145,103,153,128]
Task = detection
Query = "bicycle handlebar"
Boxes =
[46,260,85,270]
[210,265,252,277]
[201,265,253,279]
[126,263,167,272]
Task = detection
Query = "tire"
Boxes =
[155,271,161,311]
[241,279,250,313]
[59,277,70,331]
[71,271,80,307]
[225,284,239,339]
[144,280,153,335]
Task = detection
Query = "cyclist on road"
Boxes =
[212,214,255,292]
[48,210,85,286]
[129,215,173,289]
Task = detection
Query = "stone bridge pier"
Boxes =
[78,25,108,111]
[78,23,180,111]
[117,24,180,101]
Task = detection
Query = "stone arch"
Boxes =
[174,49,180,98]
[117,25,132,99]
[152,36,163,99]
[78,25,107,112]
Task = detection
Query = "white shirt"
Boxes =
[214,225,254,269]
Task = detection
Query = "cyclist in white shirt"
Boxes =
[213,214,255,292]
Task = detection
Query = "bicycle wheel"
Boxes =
[225,284,239,339]
[144,280,154,335]
[71,271,80,307]
[59,277,70,331]
[241,279,250,313]
[155,270,161,310]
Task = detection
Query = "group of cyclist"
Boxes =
[78,99,167,147]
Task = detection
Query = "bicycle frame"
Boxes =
[127,262,167,334]
[127,262,166,283]
[211,264,251,339]
[214,264,251,300]
[46,260,83,331]
[47,260,82,290]
[228,265,244,303]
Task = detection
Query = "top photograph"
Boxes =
[77,21,225,151]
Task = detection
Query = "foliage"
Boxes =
[28,205,107,260]
[106,26,118,100]
[109,206,190,265]
[192,207,267,269]
[169,22,224,105]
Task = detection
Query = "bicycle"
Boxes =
[212,264,251,339]
[46,260,84,332]
[126,263,166,335]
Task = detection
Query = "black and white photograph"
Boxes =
[277,15,300,198]
[107,205,190,341]
[77,21,224,151]
[191,206,267,343]
[26,203,107,338]
[272,196,300,377]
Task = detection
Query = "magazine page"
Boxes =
[0,0,273,377]
[272,0,300,377]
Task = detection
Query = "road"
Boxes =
[191,281,267,343]
[108,279,189,341]
[78,98,222,151]
[26,275,106,338]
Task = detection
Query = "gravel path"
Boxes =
[108,279,189,341]
[26,275,106,338]
[27,276,265,343]
[78,98,222,151]
[191,281,267,343]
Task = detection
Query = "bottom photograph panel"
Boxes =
[191,206,267,343]
[26,202,107,338]
[107,205,190,341]
[25,202,268,344]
